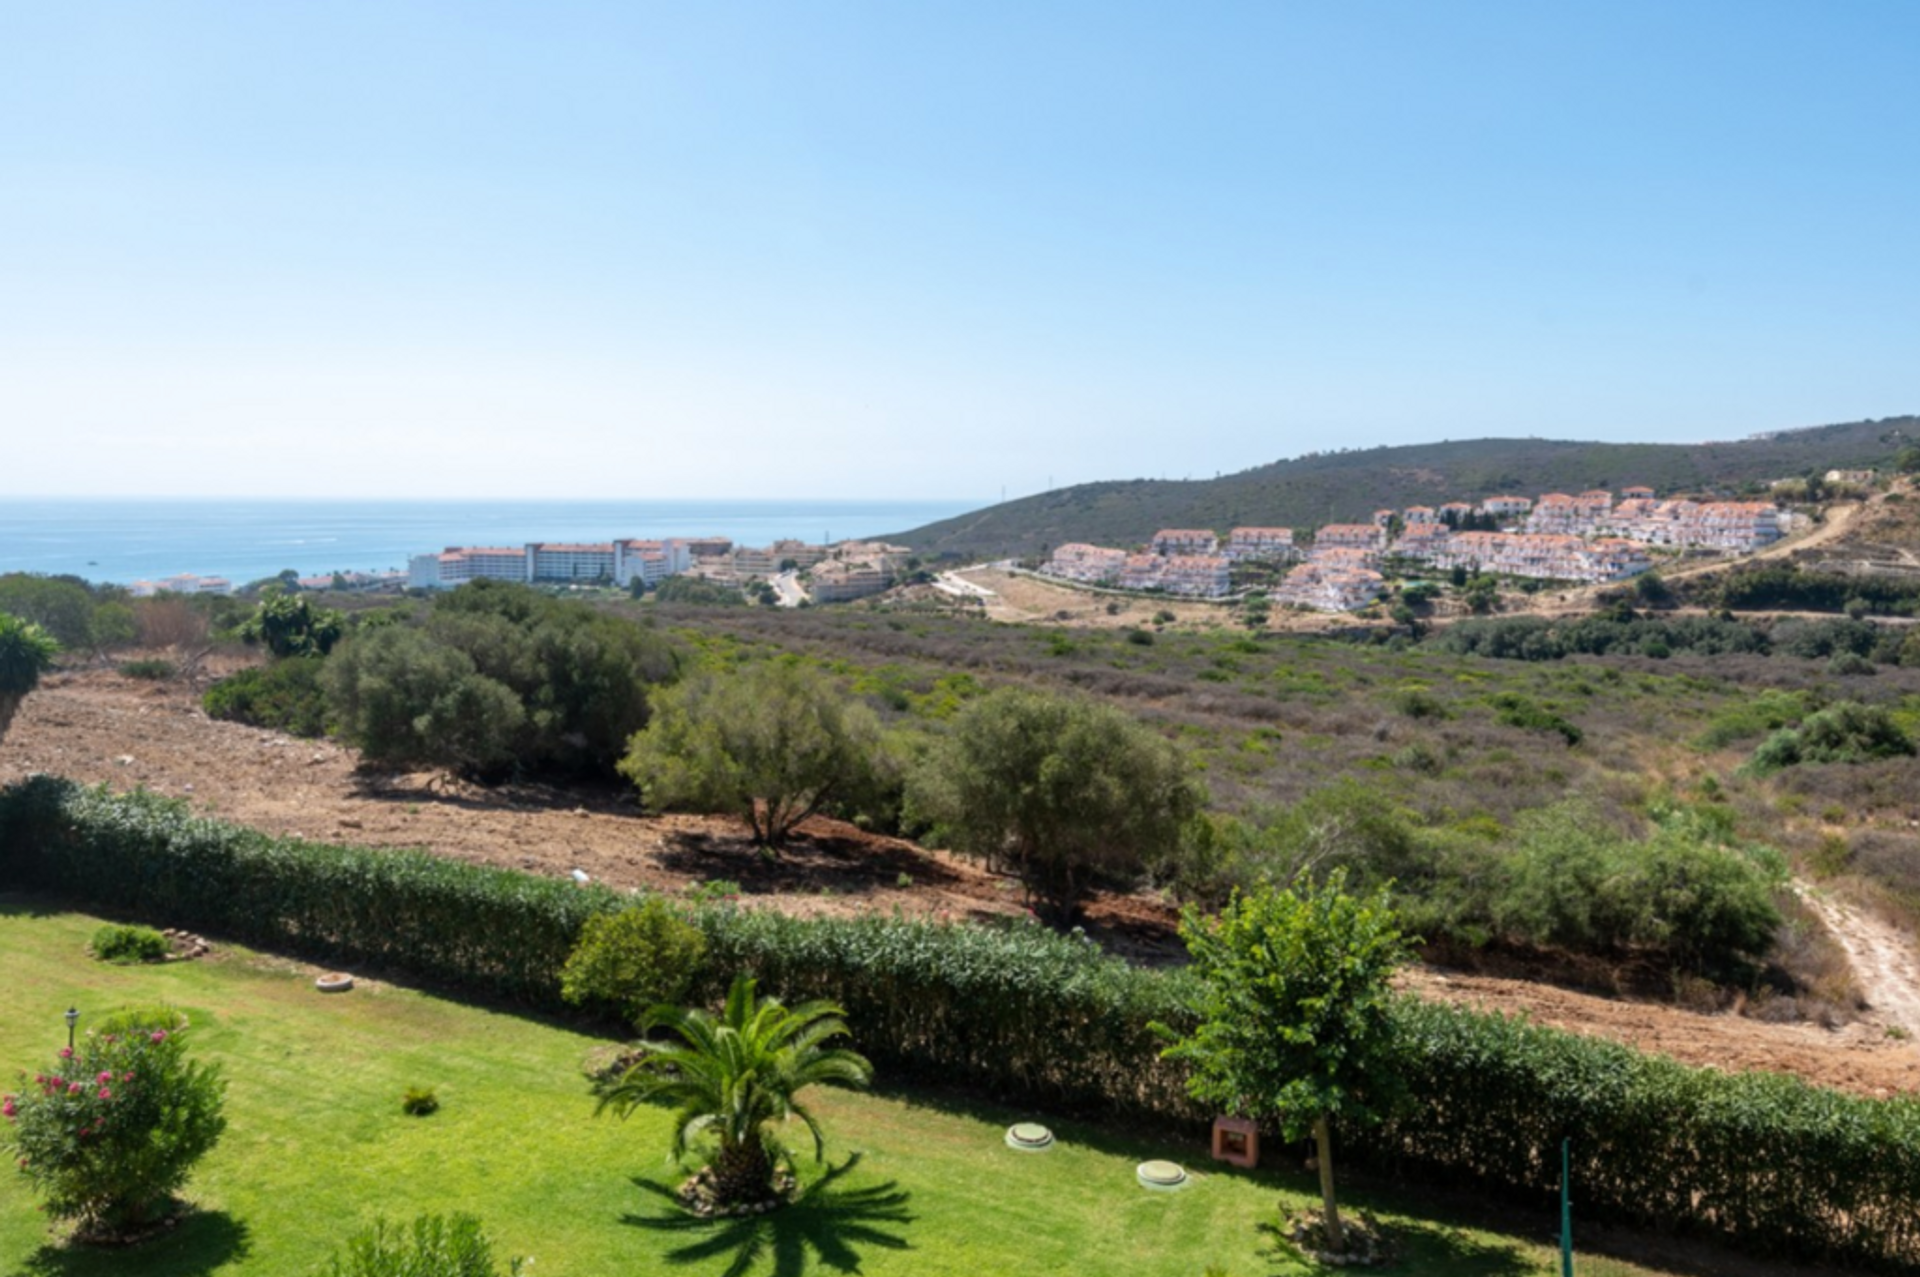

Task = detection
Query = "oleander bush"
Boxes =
[2,1005,226,1238]
[7,775,1920,1267]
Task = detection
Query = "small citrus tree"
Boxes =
[1157,870,1412,1252]
[595,974,872,1207]
[4,1007,227,1238]
[560,898,708,1028]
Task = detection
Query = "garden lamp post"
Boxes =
[65,1006,78,1051]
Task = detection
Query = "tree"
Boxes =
[621,662,887,847]
[1157,871,1412,1253]
[905,687,1206,923]
[3,1007,227,1239]
[0,574,96,650]
[595,975,873,1207]
[0,612,59,744]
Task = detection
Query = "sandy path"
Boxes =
[1796,882,1920,1038]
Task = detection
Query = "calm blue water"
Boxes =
[0,497,980,587]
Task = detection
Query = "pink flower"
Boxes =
[66,1082,81,1096]
[57,1048,72,1060]
[97,1088,111,1100]
[96,1071,112,1084]
[148,1030,167,1044]
[1,1100,15,1119]
[122,1072,134,1082]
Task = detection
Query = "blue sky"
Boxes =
[2,2,1915,500]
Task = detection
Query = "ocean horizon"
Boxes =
[0,496,983,587]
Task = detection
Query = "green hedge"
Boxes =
[0,777,617,1003]
[5,776,1920,1270]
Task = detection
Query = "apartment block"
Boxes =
[1274,562,1384,612]
[1117,552,1230,597]
[1403,505,1438,524]
[809,560,893,603]
[1045,543,1129,583]
[1223,527,1300,562]
[1150,529,1220,556]
[1314,523,1389,554]
[528,542,617,582]
[1480,495,1534,519]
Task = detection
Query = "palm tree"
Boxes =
[596,975,874,1207]
[0,613,59,745]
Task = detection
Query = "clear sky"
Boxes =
[3,1,1916,500]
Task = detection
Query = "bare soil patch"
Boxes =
[7,661,1920,1097]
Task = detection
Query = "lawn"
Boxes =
[1,899,1680,1277]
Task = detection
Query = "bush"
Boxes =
[1491,805,1782,977]
[560,899,707,1027]
[203,657,330,737]
[400,1087,439,1117]
[2,1006,226,1237]
[326,583,677,779]
[1748,701,1916,775]
[91,923,170,964]
[319,1213,526,1277]
[117,658,176,681]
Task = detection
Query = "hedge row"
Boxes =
[4,776,1919,1270]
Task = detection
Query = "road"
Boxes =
[771,570,807,608]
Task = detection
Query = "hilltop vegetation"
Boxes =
[887,415,1917,560]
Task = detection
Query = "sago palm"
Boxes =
[0,612,59,744]
[596,974,873,1205]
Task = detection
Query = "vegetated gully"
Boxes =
[6,661,1920,1100]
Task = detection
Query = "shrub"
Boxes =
[400,1087,439,1117]
[117,658,176,681]
[91,923,170,964]
[203,657,330,737]
[326,583,677,779]
[3,1006,226,1237]
[1748,701,1916,774]
[319,1213,526,1277]
[1491,805,1782,977]
[560,899,707,1027]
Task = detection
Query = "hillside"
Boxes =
[889,415,1917,560]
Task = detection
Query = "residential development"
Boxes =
[1038,485,1788,611]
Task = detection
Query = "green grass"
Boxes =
[2,900,1681,1277]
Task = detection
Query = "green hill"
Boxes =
[889,416,1917,560]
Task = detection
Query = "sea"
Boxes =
[0,497,982,588]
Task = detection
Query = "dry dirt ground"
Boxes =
[7,661,1920,1099]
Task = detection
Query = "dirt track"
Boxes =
[6,662,1920,1098]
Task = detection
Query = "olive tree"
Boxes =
[1157,870,1412,1253]
[905,687,1205,923]
[621,661,887,847]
